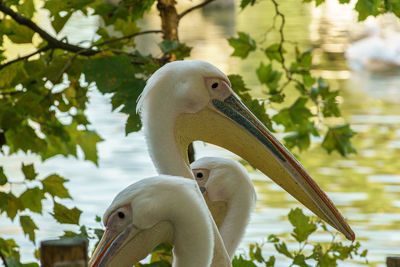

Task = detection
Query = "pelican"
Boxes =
[90,60,354,266]
[89,176,217,267]
[191,157,256,258]
[345,24,400,71]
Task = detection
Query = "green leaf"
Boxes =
[240,0,256,9]
[41,174,71,199]
[17,0,35,19]
[0,237,20,260]
[23,262,40,267]
[0,192,9,213]
[114,19,140,36]
[83,55,136,93]
[158,40,192,60]
[229,75,273,130]
[52,202,82,225]
[3,193,23,220]
[228,32,256,59]
[20,187,45,214]
[76,130,103,165]
[288,208,317,243]
[44,0,94,16]
[268,234,279,243]
[249,243,264,262]
[322,124,356,156]
[228,74,250,93]
[265,43,285,63]
[126,114,142,135]
[292,254,310,267]
[62,225,89,238]
[256,62,282,93]
[265,256,275,267]
[20,216,38,243]
[273,97,312,130]
[51,12,72,33]
[301,72,315,87]
[360,249,368,257]
[0,167,7,185]
[2,20,35,44]
[5,125,47,155]
[355,0,380,20]
[21,163,37,181]
[110,79,146,113]
[0,61,25,88]
[232,255,257,267]
[274,241,293,258]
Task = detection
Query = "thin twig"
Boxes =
[270,0,303,93]
[178,0,217,19]
[0,45,50,70]
[95,30,162,47]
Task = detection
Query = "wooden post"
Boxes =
[40,238,88,267]
[387,256,400,267]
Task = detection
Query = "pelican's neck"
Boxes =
[220,190,255,258]
[142,94,193,179]
[171,190,214,267]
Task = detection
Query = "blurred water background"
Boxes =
[1,0,400,266]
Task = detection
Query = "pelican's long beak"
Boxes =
[89,222,173,267]
[175,93,355,241]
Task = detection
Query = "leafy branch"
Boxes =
[0,0,97,55]
[0,45,50,70]
[232,208,368,267]
[226,0,358,156]
[269,0,303,92]
[0,0,162,69]
[135,208,368,266]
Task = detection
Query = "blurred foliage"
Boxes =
[131,208,368,266]
[232,208,367,266]
[0,0,397,265]
[303,0,400,20]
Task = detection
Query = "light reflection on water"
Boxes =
[1,0,400,265]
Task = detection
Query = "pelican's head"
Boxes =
[89,176,213,267]
[191,157,256,204]
[137,60,234,119]
[138,60,354,241]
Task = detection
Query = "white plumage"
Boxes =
[91,176,215,267]
[90,60,354,267]
[191,157,256,258]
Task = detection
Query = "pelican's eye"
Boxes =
[211,82,219,89]
[118,211,125,219]
[196,172,203,179]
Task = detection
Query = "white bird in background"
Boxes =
[345,24,400,71]
[89,176,216,267]
[89,60,354,266]
[191,157,256,259]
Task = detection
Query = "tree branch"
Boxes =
[95,30,162,47]
[0,0,99,56]
[178,0,216,19]
[270,0,303,93]
[0,0,163,70]
[0,45,50,70]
